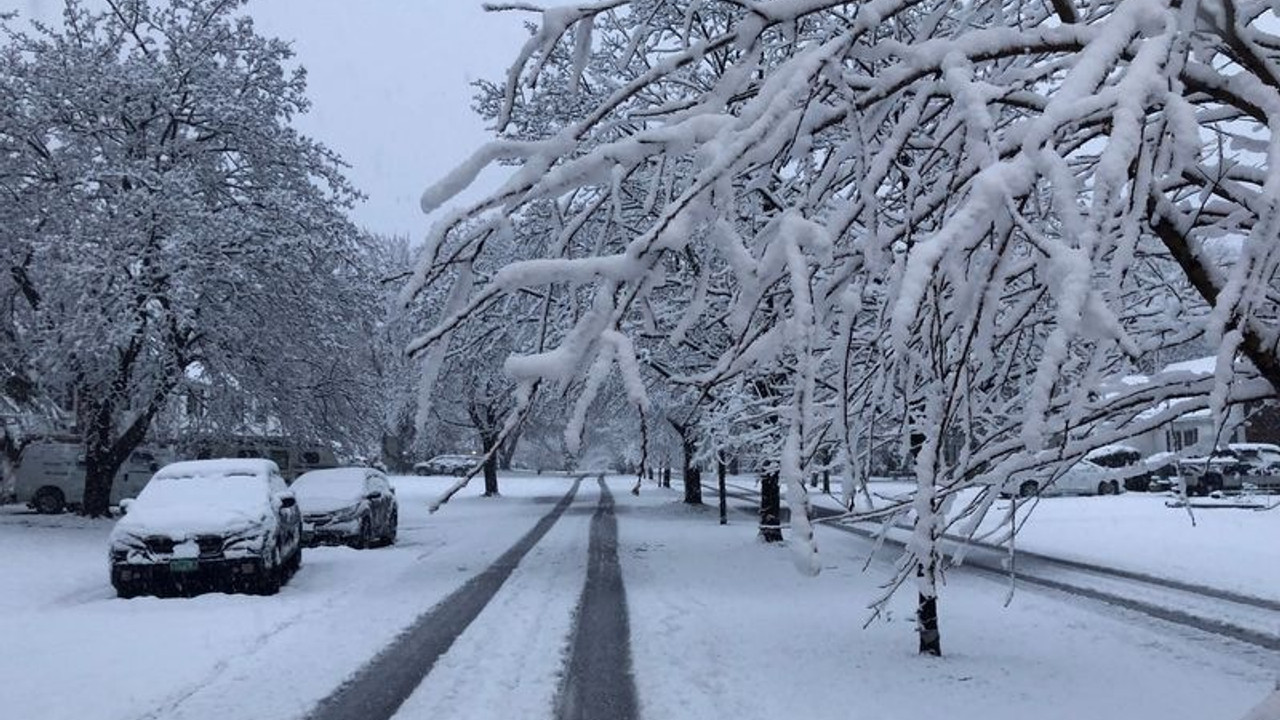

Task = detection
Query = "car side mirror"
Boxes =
[365,491,380,501]
[277,492,296,509]
[119,498,133,514]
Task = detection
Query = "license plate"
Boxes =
[169,559,199,573]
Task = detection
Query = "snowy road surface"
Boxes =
[0,473,1275,720]
[310,476,582,720]
[556,477,638,720]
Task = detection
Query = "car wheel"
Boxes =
[1109,480,1121,495]
[381,510,398,546]
[1018,481,1038,498]
[1097,481,1111,496]
[353,516,373,549]
[284,545,302,577]
[114,581,141,599]
[254,547,282,595]
[33,486,66,514]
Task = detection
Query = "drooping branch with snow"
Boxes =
[407,0,1280,652]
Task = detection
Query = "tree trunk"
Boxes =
[718,459,727,525]
[478,429,501,497]
[483,452,499,497]
[81,406,127,517]
[682,435,702,505]
[917,587,941,656]
[759,472,782,542]
[684,465,702,504]
[661,467,671,488]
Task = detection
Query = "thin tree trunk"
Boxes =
[483,452,499,497]
[718,459,727,525]
[682,435,702,505]
[759,472,782,542]
[685,465,702,504]
[917,586,941,656]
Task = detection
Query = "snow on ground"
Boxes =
[0,472,1276,720]
[0,473,578,720]
[815,479,1280,601]
[390,480,598,720]
[621,477,1278,720]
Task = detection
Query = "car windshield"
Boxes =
[293,470,365,503]
[133,473,267,514]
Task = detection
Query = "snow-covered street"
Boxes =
[1,474,1275,720]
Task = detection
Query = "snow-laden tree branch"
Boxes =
[407,0,1280,653]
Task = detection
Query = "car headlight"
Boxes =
[223,527,270,554]
[330,504,362,523]
[109,533,146,563]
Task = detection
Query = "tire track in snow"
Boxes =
[304,476,583,720]
[554,476,639,720]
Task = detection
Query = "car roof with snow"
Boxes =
[1228,443,1280,453]
[152,458,280,481]
[293,467,377,492]
[114,459,282,537]
[295,467,375,482]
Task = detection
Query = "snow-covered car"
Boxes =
[108,459,302,598]
[294,467,397,548]
[1179,443,1280,495]
[413,454,481,476]
[1084,444,1149,491]
[1143,452,1180,492]
[1003,459,1122,498]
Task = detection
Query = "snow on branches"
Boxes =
[407,0,1280,650]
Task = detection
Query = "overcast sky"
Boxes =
[2,1,531,239]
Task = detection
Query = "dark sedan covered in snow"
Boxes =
[294,467,397,548]
[108,459,303,597]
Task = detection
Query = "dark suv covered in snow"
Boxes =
[108,459,303,597]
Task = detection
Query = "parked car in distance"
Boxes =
[413,454,481,477]
[1228,443,1280,474]
[1084,444,1149,491]
[1144,452,1180,492]
[108,459,302,598]
[294,467,397,548]
[1003,459,1122,498]
[10,439,172,514]
[1179,443,1280,495]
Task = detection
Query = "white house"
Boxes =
[1125,356,1246,458]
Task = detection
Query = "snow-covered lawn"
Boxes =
[814,480,1279,601]
[625,479,1278,720]
[0,473,1275,720]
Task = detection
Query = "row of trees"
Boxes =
[405,0,1280,655]
[0,0,404,516]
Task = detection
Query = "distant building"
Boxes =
[1124,356,1249,457]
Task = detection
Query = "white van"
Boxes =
[12,440,172,513]
[190,438,337,482]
